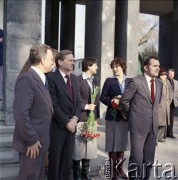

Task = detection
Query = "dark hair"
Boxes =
[143,56,159,66]
[18,44,51,78]
[82,57,98,72]
[167,68,175,73]
[158,68,167,78]
[55,50,73,68]
[110,57,126,72]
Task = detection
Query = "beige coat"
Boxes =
[158,80,172,126]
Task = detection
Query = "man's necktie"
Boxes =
[150,78,155,103]
[45,77,49,90]
[65,74,74,100]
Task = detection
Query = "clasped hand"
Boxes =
[66,117,78,133]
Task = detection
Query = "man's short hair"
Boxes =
[82,57,98,72]
[55,50,73,68]
[29,44,51,65]
[167,68,175,73]
[143,56,159,66]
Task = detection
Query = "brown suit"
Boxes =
[13,68,53,180]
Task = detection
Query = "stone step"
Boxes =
[0,101,2,111]
[0,111,4,123]
[0,164,19,180]
[0,150,19,165]
[0,133,13,147]
[0,125,14,134]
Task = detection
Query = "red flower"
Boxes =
[111,101,119,109]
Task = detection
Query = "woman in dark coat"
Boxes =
[100,57,129,179]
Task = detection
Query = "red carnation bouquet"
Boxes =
[80,86,100,142]
[110,95,127,121]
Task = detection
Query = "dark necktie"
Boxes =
[45,77,49,90]
[170,79,174,90]
[150,79,155,103]
[65,74,74,100]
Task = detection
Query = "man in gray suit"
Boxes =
[13,44,54,180]
[167,69,178,138]
[120,56,162,179]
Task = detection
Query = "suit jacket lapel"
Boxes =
[54,70,73,101]
[110,78,122,95]
[71,74,78,103]
[29,68,53,111]
[154,78,161,105]
[78,74,90,93]
[141,75,152,104]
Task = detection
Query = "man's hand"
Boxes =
[66,117,78,133]
[26,140,42,159]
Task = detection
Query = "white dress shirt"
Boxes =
[144,73,156,96]
[31,66,46,85]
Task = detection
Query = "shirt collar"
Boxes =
[111,75,126,80]
[59,69,69,78]
[31,66,45,84]
[144,73,155,82]
[82,72,94,80]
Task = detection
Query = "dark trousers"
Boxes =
[47,132,75,180]
[18,153,45,180]
[128,128,157,179]
[167,106,175,136]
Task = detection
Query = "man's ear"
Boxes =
[41,57,45,65]
[143,65,148,72]
[58,59,63,66]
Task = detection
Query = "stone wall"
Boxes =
[4,0,42,125]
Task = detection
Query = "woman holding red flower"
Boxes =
[72,57,100,180]
[100,58,130,179]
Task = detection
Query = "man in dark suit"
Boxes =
[120,56,162,179]
[47,50,81,180]
[13,44,54,180]
[167,69,178,138]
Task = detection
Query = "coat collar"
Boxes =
[28,68,53,112]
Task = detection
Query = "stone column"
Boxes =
[115,0,140,78]
[85,0,116,118]
[3,0,42,125]
[60,0,75,52]
[172,1,178,79]
[159,13,173,69]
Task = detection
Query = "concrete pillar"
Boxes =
[159,13,173,69]
[115,0,140,78]
[60,0,75,52]
[0,0,4,29]
[172,1,178,79]
[3,0,42,125]
[85,0,116,118]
